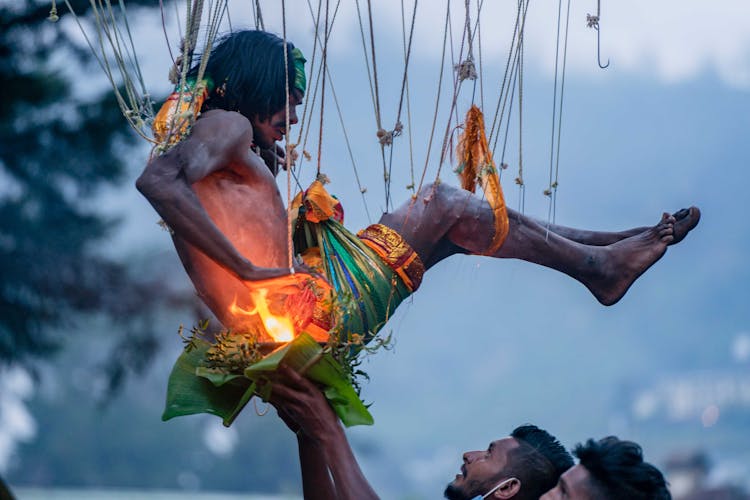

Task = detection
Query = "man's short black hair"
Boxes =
[508,424,574,500]
[574,437,671,500]
[188,30,298,121]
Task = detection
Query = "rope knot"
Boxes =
[376,128,393,146]
[168,55,183,85]
[47,2,59,22]
[286,143,300,164]
[455,58,478,82]
[586,14,600,29]
[393,121,404,137]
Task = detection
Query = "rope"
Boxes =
[326,65,373,223]
[490,0,530,182]
[410,0,451,211]
[552,0,571,224]
[545,0,571,235]
[159,0,176,65]
[366,0,393,211]
[254,0,265,30]
[353,0,378,126]
[498,53,518,168]
[400,0,417,194]
[63,0,154,143]
[288,0,341,187]
[546,0,565,224]
[366,0,384,132]
[295,0,324,151]
[352,0,391,210]
[316,0,330,176]
[475,0,485,109]
[385,0,418,198]
[434,0,472,182]
[298,37,326,179]
[488,0,523,147]
[302,0,371,220]
[516,2,526,213]
[116,0,148,98]
[282,0,294,269]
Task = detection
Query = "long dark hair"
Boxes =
[188,30,298,121]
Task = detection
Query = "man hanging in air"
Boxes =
[136,29,700,345]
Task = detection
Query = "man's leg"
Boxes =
[379,183,691,306]
[532,206,700,246]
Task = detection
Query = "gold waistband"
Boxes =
[357,224,425,292]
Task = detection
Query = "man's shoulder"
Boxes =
[173,110,254,165]
[194,109,252,134]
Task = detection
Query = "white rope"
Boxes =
[282,0,294,269]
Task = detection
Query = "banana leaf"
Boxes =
[161,340,251,423]
[162,334,373,428]
[244,333,374,427]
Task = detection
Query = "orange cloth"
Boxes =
[291,180,344,224]
[240,273,334,343]
[152,82,209,148]
[456,105,510,255]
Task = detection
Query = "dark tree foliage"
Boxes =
[0,1,188,391]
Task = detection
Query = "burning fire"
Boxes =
[229,288,295,343]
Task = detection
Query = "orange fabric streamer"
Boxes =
[152,81,209,147]
[290,180,345,224]
[456,105,510,255]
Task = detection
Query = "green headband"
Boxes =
[291,47,307,95]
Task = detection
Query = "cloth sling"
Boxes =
[292,181,424,344]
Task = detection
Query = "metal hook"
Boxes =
[596,25,609,69]
[587,0,610,69]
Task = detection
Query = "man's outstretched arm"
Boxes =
[276,406,337,500]
[136,110,297,282]
[270,366,379,500]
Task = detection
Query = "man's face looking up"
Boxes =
[540,464,596,500]
[251,89,302,150]
[444,438,520,500]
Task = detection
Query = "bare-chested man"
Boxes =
[136,29,700,341]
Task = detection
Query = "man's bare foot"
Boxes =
[587,213,675,306]
[537,206,698,247]
[669,206,700,245]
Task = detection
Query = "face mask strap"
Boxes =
[482,477,519,499]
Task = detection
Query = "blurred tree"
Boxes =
[0,1,189,392]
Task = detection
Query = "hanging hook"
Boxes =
[586,0,609,69]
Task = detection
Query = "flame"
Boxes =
[229,288,295,343]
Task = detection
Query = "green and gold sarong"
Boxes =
[292,181,424,344]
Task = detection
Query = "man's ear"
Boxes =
[490,477,521,499]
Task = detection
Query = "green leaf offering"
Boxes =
[162,333,373,428]
[244,333,374,427]
[161,340,252,423]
